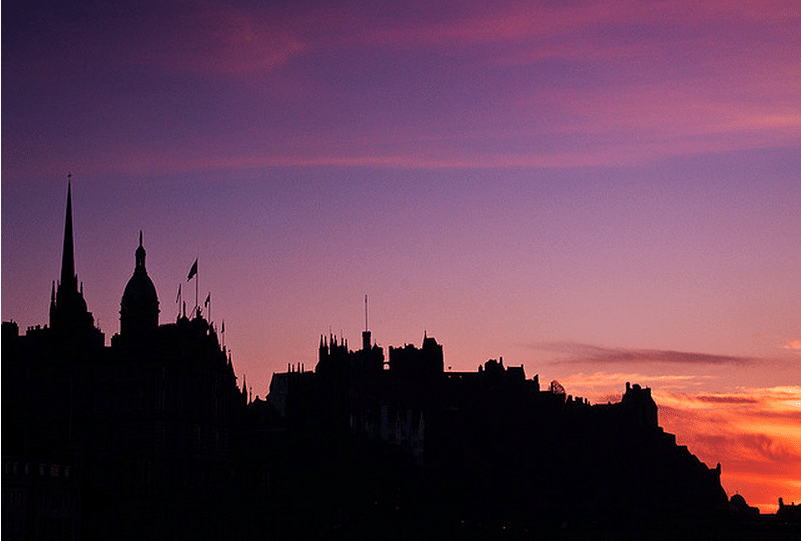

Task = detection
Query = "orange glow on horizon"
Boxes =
[560,373,801,513]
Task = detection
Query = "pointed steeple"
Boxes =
[49,177,104,347]
[49,281,57,324]
[60,180,77,292]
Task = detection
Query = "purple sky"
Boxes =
[3,0,800,510]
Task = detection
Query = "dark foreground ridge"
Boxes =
[3,185,799,540]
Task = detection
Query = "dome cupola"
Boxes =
[120,231,159,344]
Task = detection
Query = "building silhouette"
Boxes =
[3,183,243,540]
[4,182,799,540]
[265,333,731,533]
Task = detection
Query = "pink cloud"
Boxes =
[131,2,308,74]
[509,72,801,164]
[351,2,801,161]
[6,0,799,179]
[781,339,801,352]
[358,0,800,49]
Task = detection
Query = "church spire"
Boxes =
[60,178,78,292]
[49,176,103,347]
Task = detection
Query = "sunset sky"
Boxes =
[3,0,800,512]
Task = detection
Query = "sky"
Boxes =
[2,0,800,512]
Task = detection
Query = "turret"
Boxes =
[622,382,658,429]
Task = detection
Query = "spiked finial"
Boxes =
[135,231,147,272]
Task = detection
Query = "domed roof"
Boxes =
[730,494,748,508]
[122,271,159,311]
[121,232,159,314]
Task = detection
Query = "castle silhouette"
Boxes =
[3,184,797,540]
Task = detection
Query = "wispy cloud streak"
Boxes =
[532,341,762,366]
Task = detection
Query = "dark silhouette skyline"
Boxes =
[5,1,800,516]
[3,184,800,540]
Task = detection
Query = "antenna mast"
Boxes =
[362,294,372,351]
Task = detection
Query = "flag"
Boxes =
[204,293,210,307]
[176,284,181,303]
[187,259,198,281]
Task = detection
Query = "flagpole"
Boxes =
[187,259,199,317]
